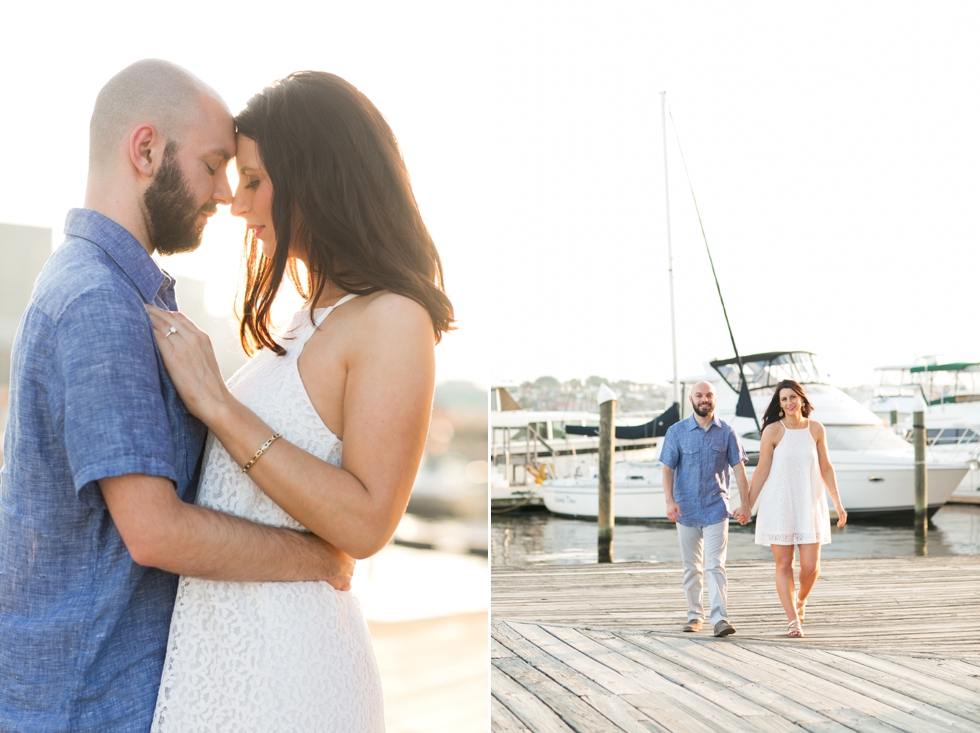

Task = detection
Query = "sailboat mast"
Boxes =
[661,91,680,410]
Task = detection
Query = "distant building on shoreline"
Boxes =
[510,375,670,414]
[0,222,52,387]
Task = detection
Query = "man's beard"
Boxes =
[143,142,215,256]
[692,402,713,417]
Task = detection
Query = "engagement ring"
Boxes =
[165,326,177,338]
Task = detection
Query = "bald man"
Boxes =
[0,60,351,732]
[660,381,749,637]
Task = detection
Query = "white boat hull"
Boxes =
[542,460,968,521]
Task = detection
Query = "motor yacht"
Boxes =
[871,361,980,493]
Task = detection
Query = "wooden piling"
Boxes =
[597,386,615,563]
[913,406,928,544]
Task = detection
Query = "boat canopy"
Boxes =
[564,403,680,439]
[710,351,828,394]
[873,362,980,405]
[910,362,980,373]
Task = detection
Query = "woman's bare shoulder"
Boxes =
[808,418,825,435]
[762,421,785,436]
[359,291,432,334]
[761,421,784,445]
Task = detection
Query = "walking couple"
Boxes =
[660,379,847,639]
[0,60,452,731]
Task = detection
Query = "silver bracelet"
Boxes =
[242,432,282,474]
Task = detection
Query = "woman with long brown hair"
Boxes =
[734,380,847,638]
[145,72,453,731]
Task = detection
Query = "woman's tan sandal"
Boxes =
[787,620,804,638]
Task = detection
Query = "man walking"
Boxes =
[660,381,748,637]
[0,60,351,732]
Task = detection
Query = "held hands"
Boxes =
[731,507,750,525]
[145,305,230,422]
[666,499,682,523]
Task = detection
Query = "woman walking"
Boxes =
[734,380,847,637]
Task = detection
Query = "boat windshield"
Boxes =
[710,352,827,393]
[910,363,980,405]
[873,367,912,388]
[903,427,980,446]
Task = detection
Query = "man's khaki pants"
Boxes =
[676,519,729,626]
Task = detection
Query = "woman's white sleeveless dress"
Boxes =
[151,295,385,733]
[754,421,831,546]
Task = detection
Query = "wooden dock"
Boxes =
[492,556,980,731]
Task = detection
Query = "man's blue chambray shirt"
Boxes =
[659,414,747,528]
[0,209,207,732]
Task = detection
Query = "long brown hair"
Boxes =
[235,71,454,355]
[760,379,815,433]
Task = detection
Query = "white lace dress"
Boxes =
[754,421,831,546]
[151,295,385,733]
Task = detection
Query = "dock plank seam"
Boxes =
[493,556,980,732]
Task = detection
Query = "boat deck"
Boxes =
[492,555,980,731]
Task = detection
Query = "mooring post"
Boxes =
[597,384,616,563]
[913,395,928,549]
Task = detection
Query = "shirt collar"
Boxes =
[64,208,173,304]
[686,414,723,431]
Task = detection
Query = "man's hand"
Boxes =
[732,507,749,525]
[323,545,356,591]
[666,499,682,523]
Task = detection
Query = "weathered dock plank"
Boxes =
[492,555,980,655]
[492,556,980,732]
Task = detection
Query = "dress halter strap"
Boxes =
[312,293,359,328]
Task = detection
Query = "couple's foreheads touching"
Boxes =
[85,58,453,357]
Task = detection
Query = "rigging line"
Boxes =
[667,107,760,432]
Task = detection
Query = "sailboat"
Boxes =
[540,94,969,521]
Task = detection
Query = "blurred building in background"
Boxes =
[512,375,671,413]
[1,223,51,386]
[0,223,52,465]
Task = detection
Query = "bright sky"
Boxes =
[3,3,978,391]
[480,1,977,389]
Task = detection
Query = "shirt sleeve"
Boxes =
[660,427,679,469]
[728,427,748,467]
[50,287,177,508]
